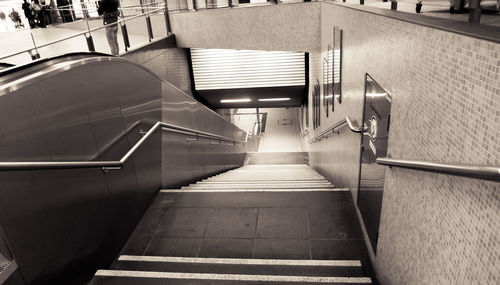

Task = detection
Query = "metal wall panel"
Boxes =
[0,54,249,284]
[161,82,247,188]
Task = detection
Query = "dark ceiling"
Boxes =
[196,86,306,108]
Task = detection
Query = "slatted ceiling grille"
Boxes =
[191,48,306,90]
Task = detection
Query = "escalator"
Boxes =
[0,53,248,285]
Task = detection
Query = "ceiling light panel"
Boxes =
[191,48,306,90]
[220,98,252,103]
[258,98,291,102]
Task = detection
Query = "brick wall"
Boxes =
[304,2,500,284]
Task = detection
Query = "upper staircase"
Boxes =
[90,162,374,284]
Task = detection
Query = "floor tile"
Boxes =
[119,234,152,256]
[253,239,310,259]
[307,207,363,239]
[256,208,308,239]
[145,237,202,257]
[204,208,258,238]
[198,238,253,258]
[133,206,167,236]
[156,208,213,238]
[310,239,367,260]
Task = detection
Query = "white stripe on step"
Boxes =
[160,188,350,193]
[118,255,362,267]
[95,270,372,283]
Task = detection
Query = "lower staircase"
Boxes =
[90,164,374,284]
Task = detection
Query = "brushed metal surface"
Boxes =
[0,53,249,284]
[161,82,247,188]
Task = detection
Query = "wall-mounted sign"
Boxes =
[313,79,321,129]
[278,119,292,125]
[333,27,343,106]
[323,57,329,118]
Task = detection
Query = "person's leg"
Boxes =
[106,24,119,55]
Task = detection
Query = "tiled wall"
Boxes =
[304,2,500,284]
[124,45,193,95]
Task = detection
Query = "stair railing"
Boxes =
[0,121,246,172]
[376,158,500,182]
[0,3,170,64]
[342,116,500,182]
[308,116,363,143]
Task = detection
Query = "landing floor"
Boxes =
[119,190,373,275]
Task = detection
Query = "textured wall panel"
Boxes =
[124,40,194,96]
[170,2,321,52]
[303,3,500,284]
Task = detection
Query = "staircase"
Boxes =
[89,164,374,284]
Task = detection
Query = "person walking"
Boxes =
[22,0,35,28]
[98,0,120,55]
[31,0,44,27]
[57,0,72,22]
[9,9,24,28]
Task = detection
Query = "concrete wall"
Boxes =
[302,2,500,284]
[169,2,321,52]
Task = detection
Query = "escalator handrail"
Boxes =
[0,52,111,77]
[0,121,246,172]
[376,157,500,182]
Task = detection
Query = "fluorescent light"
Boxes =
[220,98,252,103]
[258,98,291,102]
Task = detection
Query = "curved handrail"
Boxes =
[308,116,369,143]
[376,157,500,182]
[345,116,365,133]
[309,118,347,143]
[0,122,246,172]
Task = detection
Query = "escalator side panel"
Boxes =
[0,57,162,284]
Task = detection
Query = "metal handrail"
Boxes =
[308,116,368,143]
[376,158,500,182]
[0,122,245,172]
[345,116,366,133]
[300,128,309,137]
[309,118,347,143]
[0,7,166,61]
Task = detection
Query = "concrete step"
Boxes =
[245,152,309,165]
[155,190,352,208]
[186,184,335,189]
[111,256,366,277]
[200,180,329,184]
[91,270,372,284]
[89,163,375,285]
[162,188,349,193]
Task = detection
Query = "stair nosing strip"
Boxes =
[118,256,362,267]
[160,188,350,193]
[95,270,372,283]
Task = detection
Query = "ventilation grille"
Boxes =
[191,48,306,90]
